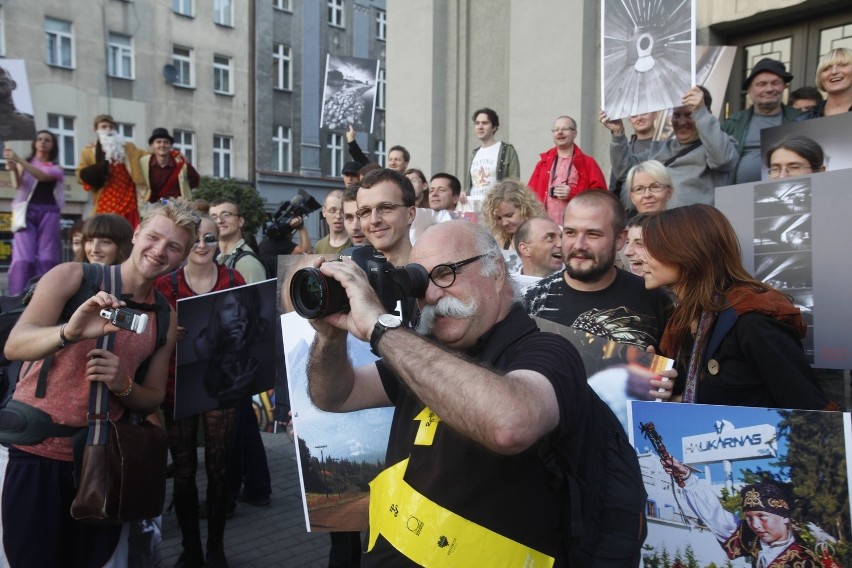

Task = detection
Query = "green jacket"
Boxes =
[721,104,801,183]
[466,141,520,190]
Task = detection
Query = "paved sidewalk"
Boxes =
[160,431,333,567]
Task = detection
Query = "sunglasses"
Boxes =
[192,233,218,249]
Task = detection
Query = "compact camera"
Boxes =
[99,307,149,334]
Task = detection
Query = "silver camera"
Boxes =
[99,307,148,334]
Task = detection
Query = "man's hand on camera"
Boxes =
[311,257,385,342]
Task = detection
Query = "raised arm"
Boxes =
[4,263,124,361]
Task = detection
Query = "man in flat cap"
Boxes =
[722,58,801,184]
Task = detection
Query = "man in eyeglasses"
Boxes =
[209,198,268,284]
[528,115,608,226]
[306,220,593,566]
[314,190,352,254]
[355,168,417,267]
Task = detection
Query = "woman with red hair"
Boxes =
[639,204,830,409]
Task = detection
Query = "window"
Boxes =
[375,139,385,167]
[213,55,233,94]
[327,133,344,177]
[173,0,194,17]
[173,130,195,165]
[45,17,74,68]
[377,68,385,110]
[116,123,134,141]
[327,0,344,28]
[0,7,7,56]
[273,126,292,172]
[172,46,194,87]
[213,135,232,178]
[107,33,134,79]
[214,0,233,27]
[273,44,292,90]
[273,0,292,11]
[48,114,76,168]
[376,9,386,41]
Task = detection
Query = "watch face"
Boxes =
[378,314,402,328]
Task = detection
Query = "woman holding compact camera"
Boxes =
[154,214,246,568]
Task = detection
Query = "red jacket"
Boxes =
[527,144,607,203]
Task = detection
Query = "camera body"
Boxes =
[99,307,149,334]
[290,246,429,319]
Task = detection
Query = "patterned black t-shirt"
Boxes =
[525,268,672,348]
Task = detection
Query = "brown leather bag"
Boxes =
[71,413,167,524]
[69,265,168,524]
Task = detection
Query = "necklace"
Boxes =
[184,265,217,294]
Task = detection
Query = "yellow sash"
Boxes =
[368,456,555,567]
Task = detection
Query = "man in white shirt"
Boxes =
[462,108,520,214]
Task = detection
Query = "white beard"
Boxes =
[97,131,127,163]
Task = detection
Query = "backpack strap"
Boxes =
[85,265,119,447]
[35,262,104,399]
[227,268,235,287]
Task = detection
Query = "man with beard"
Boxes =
[306,220,592,566]
[525,189,671,350]
[314,190,351,254]
[76,114,148,227]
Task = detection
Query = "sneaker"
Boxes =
[237,493,271,507]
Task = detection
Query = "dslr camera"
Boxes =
[290,246,429,319]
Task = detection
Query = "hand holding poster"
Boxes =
[320,55,380,133]
[601,0,695,120]
[0,60,36,141]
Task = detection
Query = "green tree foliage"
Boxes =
[192,177,267,235]
[775,410,849,546]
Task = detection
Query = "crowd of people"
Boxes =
[1,46,851,567]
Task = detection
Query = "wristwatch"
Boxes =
[370,314,402,354]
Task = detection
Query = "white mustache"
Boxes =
[415,296,478,336]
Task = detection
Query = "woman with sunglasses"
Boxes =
[154,214,246,568]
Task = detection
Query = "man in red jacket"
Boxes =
[528,115,607,226]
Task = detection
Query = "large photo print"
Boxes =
[629,401,851,567]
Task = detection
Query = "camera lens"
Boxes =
[290,267,348,319]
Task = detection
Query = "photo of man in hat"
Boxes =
[139,127,200,204]
[662,457,820,567]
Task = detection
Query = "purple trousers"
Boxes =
[8,203,61,295]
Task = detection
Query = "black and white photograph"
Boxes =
[320,54,380,133]
[717,169,852,368]
[601,0,695,120]
[173,279,277,419]
[0,59,36,142]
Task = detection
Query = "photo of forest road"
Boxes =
[321,55,377,131]
[298,438,384,532]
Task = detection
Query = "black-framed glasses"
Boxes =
[429,254,487,288]
[192,232,218,249]
[355,202,405,220]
